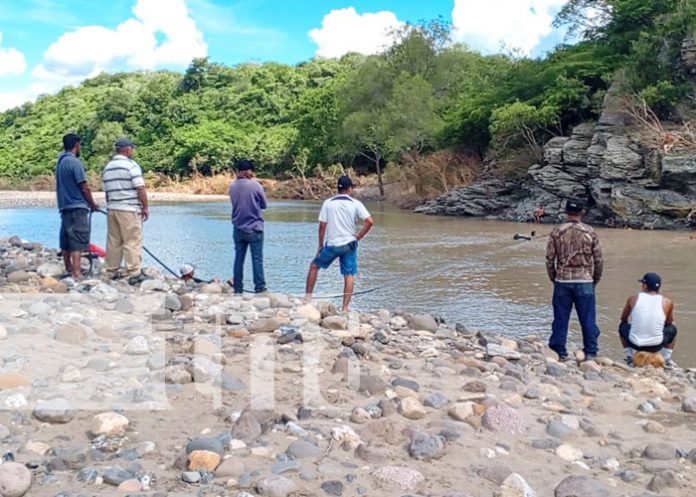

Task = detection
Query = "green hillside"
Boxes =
[1,1,694,192]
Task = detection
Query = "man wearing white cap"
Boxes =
[102,137,150,285]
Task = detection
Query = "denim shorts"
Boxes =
[313,241,358,275]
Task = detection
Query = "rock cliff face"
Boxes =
[416,82,696,230]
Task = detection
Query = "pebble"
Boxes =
[392,377,420,391]
[271,461,300,475]
[188,450,221,471]
[399,397,427,420]
[0,462,32,497]
[182,471,201,483]
[286,440,322,460]
[546,419,573,439]
[556,444,583,462]
[554,475,611,497]
[91,412,129,437]
[409,431,446,461]
[372,466,425,490]
[186,436,224,455]
[350,407,371,424]
[61,365,82,382]
[296,304,321,321]
[321,480,344,496]
[256,475,298,497]
[643,442,676,460]
[682,397,696,413]
[102,466,133,485]
[124,335,150,355]
[448,402,474,421]
[423,392,449,408]
[32,398,74,424]
[642,421,666,434]
[0,324,7,340]
[0,373,31,389]
[322,315,347,330]
[494,473,537,497]
[117,479,142,492]
[482,404,526,435]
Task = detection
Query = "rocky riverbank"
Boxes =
[416,81,696,230]
[2,236,696,497]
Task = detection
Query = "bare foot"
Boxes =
[303,294,312,305]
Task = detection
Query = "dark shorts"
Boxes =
[60,208,89,252]
[619,322,678,352]
[313,241,358,276]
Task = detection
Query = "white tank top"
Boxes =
[629,293,666,347]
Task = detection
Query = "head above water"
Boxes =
[63,133,81,153]
[639,272,662,292]
[565,197,585,217]
[337,175,355,193]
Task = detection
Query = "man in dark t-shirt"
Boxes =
[228,159,267,293]
[56,133,98,279]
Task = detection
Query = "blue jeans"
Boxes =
[233,228,266,293]
[550,282,601,358]
[313,241,358,275]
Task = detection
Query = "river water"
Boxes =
[1,200,695,366]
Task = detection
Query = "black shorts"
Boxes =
[619,322,678,352]
[60,208,89,252]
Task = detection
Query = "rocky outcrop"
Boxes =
[416,82,696,230]
[682,38,696,75]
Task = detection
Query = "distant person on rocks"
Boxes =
[55,133,99,279]
[304,175,374,312]
[229,158,267,294]
[545,198,603,362]
[619,272,678,368]
[533,204,545,224]
[102,137,151,285]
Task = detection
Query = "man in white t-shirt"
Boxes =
[619,272,678,367]
[304,175,374,311]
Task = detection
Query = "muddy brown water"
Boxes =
[2,200,695,366]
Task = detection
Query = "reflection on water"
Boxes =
[1,200,695,366]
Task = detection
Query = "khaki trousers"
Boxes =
[105,210,143,277]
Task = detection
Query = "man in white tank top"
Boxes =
[618,272,677,367]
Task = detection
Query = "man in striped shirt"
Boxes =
[102,137,151,285]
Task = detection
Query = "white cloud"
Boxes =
[309,7,405,58]
[452,0,568,55]
[0,31,27,77]
[34,0,207,80]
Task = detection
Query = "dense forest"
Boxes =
[0,0,694,196]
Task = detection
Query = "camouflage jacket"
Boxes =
[545,221,603,283]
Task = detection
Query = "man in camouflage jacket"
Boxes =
[545,198,604,361]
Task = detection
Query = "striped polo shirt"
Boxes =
[102,155,145,212]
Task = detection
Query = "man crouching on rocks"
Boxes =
[619,272,678,368]
[304,175,373,312]
[545,198,603,362]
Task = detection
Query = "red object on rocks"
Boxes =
[89,243,106,257]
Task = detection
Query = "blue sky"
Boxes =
[0,0,569,110]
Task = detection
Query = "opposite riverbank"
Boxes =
[0,191,229,209]
[1,236,696,496]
